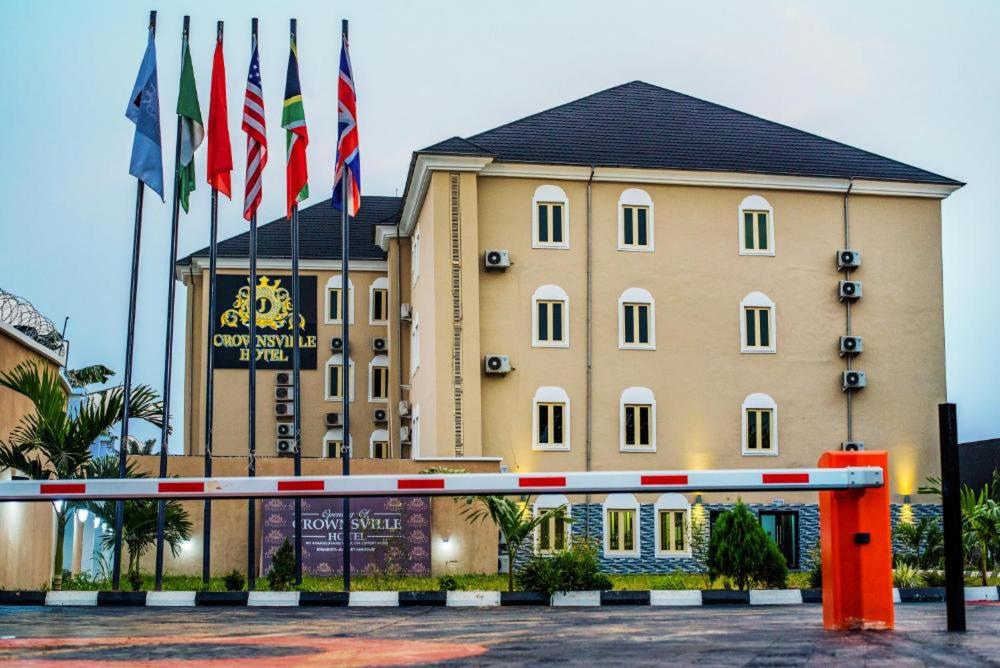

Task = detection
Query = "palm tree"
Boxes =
[458,495,569,592]
[0,360,163,589]
[960,485,1000,586]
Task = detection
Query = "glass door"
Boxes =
[759,511,799,569]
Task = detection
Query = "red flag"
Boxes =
[206,36,232,198]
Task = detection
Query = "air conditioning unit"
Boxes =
[276,372,293,386]
[484,249,510,270]
[842,370,867,391]
[276,438,295,456]
[839,336,863,356]
[838,280,862,301]
[837,249,862,271]
[374,408,388,423]
[276,423,294,438]
[330,336,344,352]
[373,337,388,353]
[400,303,413,321]
[484,354,512,375]
[398,400,411,417]
[274,386,293,401]
[400,425,411,443]
[325,412,341,427]
[841,441,865,452]
[275,402,295,417]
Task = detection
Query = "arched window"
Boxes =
[325,275,355,324]
[618,287,655,349]
[534,494,571,554]
[620,387,656,451]
[618,188,654,251]
[740,291,776,353]
[370,428,390,459]
[323,429,353,459]
[368,354,389,402]
[742,392,778,455]
[739,195,775,256]
[369,276,389,324]
[532,386,570,451]
[532,285,569,347]
[532,185,569,249]
[325,354,355,402]
[654,493,691,557]
[603,493,640,557]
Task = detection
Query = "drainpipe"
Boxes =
[843,179,854,442]
[395,222,404,458]
[585,167,595,538]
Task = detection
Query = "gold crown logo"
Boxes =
[220,276,305,331]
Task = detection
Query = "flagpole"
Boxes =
[246,16,260,592]
[154,14,188,592]
[289,17,305,587]
[202,18,224,587]
[112,11,157,592]
[340,17,352,594]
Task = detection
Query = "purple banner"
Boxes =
[261,497,431,576]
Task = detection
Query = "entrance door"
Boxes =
[759,511,799,569]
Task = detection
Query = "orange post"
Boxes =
[818,450,894,630]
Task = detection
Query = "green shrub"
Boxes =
[516,541,612,596]
[437,575,459,591]
[807,543,822,589]
[266,538,296,591]
[127,570,143,592]
[921,570,946,587]
[654,571,689,590]
[707,501,788,590]
[223,569,246,592]
[893,563,922,588]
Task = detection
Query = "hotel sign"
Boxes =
[212,274,317,369]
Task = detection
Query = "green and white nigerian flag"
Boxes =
[176,37,204,213]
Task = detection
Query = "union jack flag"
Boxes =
[242,35,267,221]
[332,31,360,216]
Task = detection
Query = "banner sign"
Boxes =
[261,497,432,576]
[212,274,317,369]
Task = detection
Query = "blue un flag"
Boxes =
[126,29,164,200]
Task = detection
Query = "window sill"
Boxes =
[617,246,654,253]
[741,449,778,457]
[532,444,570,452]
[655,551,693,559]
[368,398,389,404]
[532,341,570,349]
[740,347,777,354]
[603,551,640,558]
[531,243,570,250]
[620,446,656,453]
[739,249,775,257]
[619,344,656,351]
[369,320,389,326]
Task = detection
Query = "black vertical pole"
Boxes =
[113,8,155,588]
[202,18,223,588]
[289,17,304,588]
[246,20,260,591]
[154,14,188,592]
[340,17,352,593]
[939,402,966,632]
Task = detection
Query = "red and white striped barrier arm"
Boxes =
[0,467,882,502]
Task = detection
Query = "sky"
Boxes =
[0,0,997,450]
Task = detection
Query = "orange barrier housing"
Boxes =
[818,450,894,630]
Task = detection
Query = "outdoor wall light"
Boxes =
[180,540,193,552]
[52,500,64,513]
[93,516,101,529]
[441,536,450,544]
[75,508,89,523]
[694,494,703,505]
[902,495,911,505]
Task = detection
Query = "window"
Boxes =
[618,188,654,251]
[323,430,351,458]
[654,494,691,556]
[409,312,420,378]
[740,292,776,353]
[325,354,355,402]
[410,404,420,458]
[739,195,775,255]
[534,495,570,554]
[619,288,655,349]
[370,429,390,459]
[759,511,799,569]
[533,386,570,451]
[325,275,354,324]
[603,494,640,556]
[742,393,778,455]
[411,227,420,286]
[620,387,655,451]
[369,355,389,402]
[370,277,389,324]
[532,185,569,249]
[532,285,569,347]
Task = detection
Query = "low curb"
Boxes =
[2,585,996,608]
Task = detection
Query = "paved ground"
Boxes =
[0,603,998,666]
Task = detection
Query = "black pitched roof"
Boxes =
[418,81,960,185]
[179,195,400,264]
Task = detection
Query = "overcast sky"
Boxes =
[0,0,996,450]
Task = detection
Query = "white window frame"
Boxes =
[322,429,353,458]
[411,226,421,287]
[618,287,655,350]
[410,404,420,458]
[369,276,389,325]
[532,386,570,451]
[741,392,778,456]
[409,312,420,379]
[324,275,355,324]
[603,493,641,557]
[369,428,390,459]
[653,493,692,557]
[531,284,570,348]
[740,291,777,354]
[617,188,655,252]
[324,354,355,402]
[532,184,570,250]
[620,386,656,452]
[738,194,775,256]
[368,354,389,403]
[534,494,571,554]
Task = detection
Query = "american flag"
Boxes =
[242,36,267,221]
[332,31,360,216]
